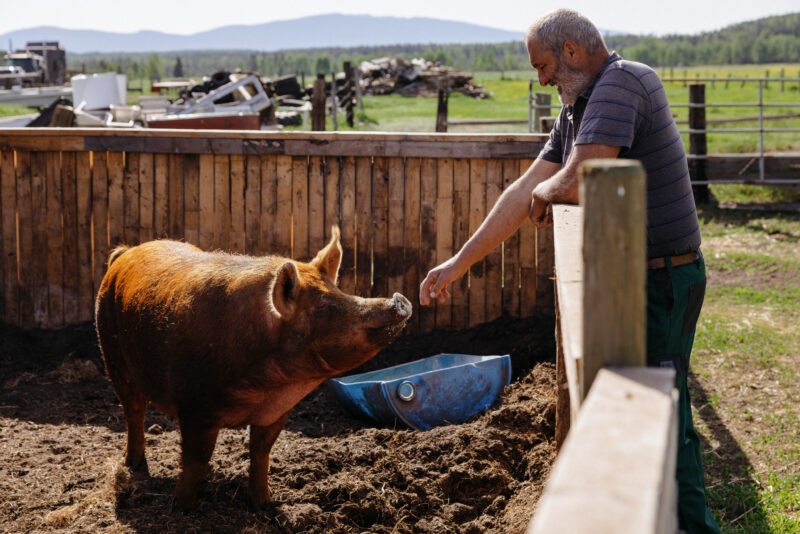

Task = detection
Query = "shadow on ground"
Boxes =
[689,373,770,531]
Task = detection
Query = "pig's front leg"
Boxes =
[174,421,221,510]
[248,412,290,509]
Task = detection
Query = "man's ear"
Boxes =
[272,261,299,318]
[563,40,579,63]
[311,225,342,286]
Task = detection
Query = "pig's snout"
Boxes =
[392,293,412,318]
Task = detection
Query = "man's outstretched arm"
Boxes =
[529,143,622,226]
[419,157,561,305]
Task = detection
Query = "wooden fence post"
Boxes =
[435,76,449,133]
[311,73,326,131]
[579,159,646,398]
[343,61,354,128]
[533,92,551,133]
[689,84,709,204]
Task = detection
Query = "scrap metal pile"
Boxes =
[357,57,490,98]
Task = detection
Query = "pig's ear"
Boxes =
[271,261,300,318]
[311,225,342,286]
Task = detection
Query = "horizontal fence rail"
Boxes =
[0,129,554,332]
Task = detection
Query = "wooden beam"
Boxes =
[580,159,647,398]
[552,204,585,417]
[527,367,678,534]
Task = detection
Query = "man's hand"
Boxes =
[529,182,553,227]
[419,256,468,306]
[528,184,553,228]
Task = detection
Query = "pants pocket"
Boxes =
[682,279,706,335]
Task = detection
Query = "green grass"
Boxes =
[0,103,36,117]
[693,206,800,532]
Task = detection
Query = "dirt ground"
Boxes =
[0,313,556,533]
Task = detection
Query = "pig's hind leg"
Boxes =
[248,411,290,509]
[97,329,149,472]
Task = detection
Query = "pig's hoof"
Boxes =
[248,488,272,511]
[173,485,199,512]
[124,456,149,474]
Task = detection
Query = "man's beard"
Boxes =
[553,61,590,105]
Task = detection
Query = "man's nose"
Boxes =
[538,71,550,86]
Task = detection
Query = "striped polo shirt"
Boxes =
[538,52,701,259]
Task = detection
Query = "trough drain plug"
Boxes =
[397,380,416,401]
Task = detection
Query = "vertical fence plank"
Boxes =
[31,152,48,326]
[387,157,405,297]
[435,157,454,329]
[324,156,340,244]
[309,156,325,255]
[139,153,155,244]
[371,156,389,298]
[419,158,437,333]
[198,154,214,250]
[519,158,536,317]
[214,154,230,251]
[76,152,92,322]
[275,156,292,257]
[230,154,246,253]
[16,151,34,327]
[468,158,487,327]
[1,150,17,323]
[292,156,309,260]
[46,151,63,328]
[355,156,372,297]
[154,154,169,238]
[168,154,184,241]
[259,155,277,255]
[107,152,124,249]
[536,225,555,311]
[183,154,200,247]
[0,150,4,320]
[123,152,139,245]
[245,155,261,255]
[485,159,503,322]
[339,156,356,294]
[91,152,108,307]
[61,151,79,325]
[403,157,421,333]
[451,158,470,330]
[502,159,521,318]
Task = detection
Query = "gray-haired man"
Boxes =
[419,9,720,533]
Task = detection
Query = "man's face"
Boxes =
[527,39,590,106]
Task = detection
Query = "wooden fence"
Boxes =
[529,160,678,533]
[0,129,554,332]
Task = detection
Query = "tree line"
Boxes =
[66,12,799,80]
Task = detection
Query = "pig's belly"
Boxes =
[230,379,325,428]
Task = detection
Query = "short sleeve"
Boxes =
[575,69,648,149]
[537,108,565,164]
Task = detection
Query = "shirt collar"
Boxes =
[577,51,622,101]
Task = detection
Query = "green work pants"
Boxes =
[646,252,721,534]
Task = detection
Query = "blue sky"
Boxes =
[0,0,797,36]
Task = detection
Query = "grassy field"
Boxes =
[694,203,800,532]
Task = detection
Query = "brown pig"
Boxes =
[95,227,411,510]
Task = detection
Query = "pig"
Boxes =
[95,226,412,510]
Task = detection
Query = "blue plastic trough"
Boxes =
[329,353,512,430]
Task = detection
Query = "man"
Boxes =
[419,9,720,533]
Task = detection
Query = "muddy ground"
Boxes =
[0,313,556,533]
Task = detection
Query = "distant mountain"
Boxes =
[0,14,523,54]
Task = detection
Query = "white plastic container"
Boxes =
[71,72,127,111]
